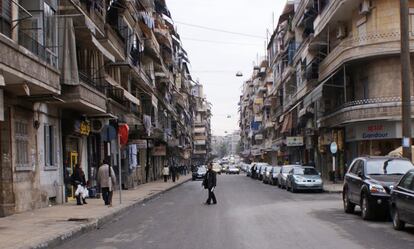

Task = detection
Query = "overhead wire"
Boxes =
[175,21,266,39]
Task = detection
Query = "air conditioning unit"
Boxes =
[336,25,347,39]
[91,119,107,133]
[359,0,372,15]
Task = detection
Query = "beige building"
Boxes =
[240,0,414,180]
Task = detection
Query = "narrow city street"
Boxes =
[56,175,414,249]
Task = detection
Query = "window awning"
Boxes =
[280,113,292,133]
[92,36,115,63]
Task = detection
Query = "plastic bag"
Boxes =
[81,186,89,199]
[75,185,83,196]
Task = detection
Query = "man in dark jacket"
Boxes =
[203,163,217,205]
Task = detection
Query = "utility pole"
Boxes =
[400,0,412,160]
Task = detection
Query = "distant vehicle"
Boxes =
[245,164,253,176]
[262,166,273,184]
[212,163,222,174]
[221,164,228,174]
[270,166,281,185]
[343,156,413,220]
[192,166,207,181]
[390,169,414,230]
[227,165,240,174]
[278,165,298,189]
[285,167,323,193]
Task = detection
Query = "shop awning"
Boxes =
[280,113,292,133]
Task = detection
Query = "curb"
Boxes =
[30,178,191,249]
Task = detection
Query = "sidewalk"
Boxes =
[323,182,343,193]
[0,175,191,249]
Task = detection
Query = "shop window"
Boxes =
[44,124,57,167]
[15,121,29,169]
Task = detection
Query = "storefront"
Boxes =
[345,121,408,163]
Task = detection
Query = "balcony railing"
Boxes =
[78,70,105,93]
[18,30,58,68]
[106,86,126,105]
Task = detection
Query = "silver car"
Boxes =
[278,165,298,189]
[286,167,323,193]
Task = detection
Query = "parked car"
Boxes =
[342,156,413,220]
[221,164,228,174]
[257,163,269,181]
[262,166,273,184]
[212,163,222,174]
[192,166,207,181]
[270,166,281,185]
[278,165,296,189]
[390,169,414,230]
[285,166,323,193]
[227,165,240,174]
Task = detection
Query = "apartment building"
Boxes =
[191,83,212,166]
[240,0,414,181]
[0,0,205,217]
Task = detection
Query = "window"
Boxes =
[44,2,58,66]
[15,121,29,169]
[0,0,12,37]
[44,124,57,167]
[399,172,414,190]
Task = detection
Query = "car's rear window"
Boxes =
[366,159,413,175]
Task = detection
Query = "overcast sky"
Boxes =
[167,0,287,136]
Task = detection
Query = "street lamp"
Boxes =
[236,71,243,77]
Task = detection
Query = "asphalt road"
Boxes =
[56,174,414,249]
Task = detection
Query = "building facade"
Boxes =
[240,0,414,181]
[0,0,208,217]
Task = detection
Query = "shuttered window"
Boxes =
[44,124,57,167]
[15,121,29,169]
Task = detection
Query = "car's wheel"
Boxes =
[361,193,375,220]
[343,188,355,214]
[392,207,405,230]
[291,183,297,193]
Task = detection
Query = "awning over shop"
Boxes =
[280,113,292,133]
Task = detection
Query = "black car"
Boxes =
[192,166,207,181]
[343,156,413,220]
[390,169,414,230]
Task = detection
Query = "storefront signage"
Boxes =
[346,122,397,142]
[152,145,166,156]
[74,120,91,136]
[286,136,304,147]
[130,139,148,149]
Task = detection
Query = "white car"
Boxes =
[227,166,240,174]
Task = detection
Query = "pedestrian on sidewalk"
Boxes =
[203,162,217,205]
[71,164,87,205]
[163,164,169,182]
[171,164,176,182]
[97,158,116,206]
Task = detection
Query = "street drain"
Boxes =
[67,218,89,222]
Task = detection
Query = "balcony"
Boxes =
[98,24,126,61]
[319,96,414,128]
[319,30,401,81]
[313,0,359,36]
[0,33,60,95]
[60,81,107,114]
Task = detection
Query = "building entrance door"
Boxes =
[0,107,13,216]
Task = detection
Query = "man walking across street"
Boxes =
[203,162,217,205]
[97,158,117,206]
